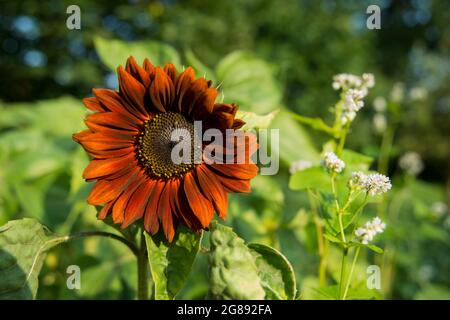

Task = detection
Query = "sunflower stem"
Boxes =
[137,231,149,300]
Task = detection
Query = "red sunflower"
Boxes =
[73,57,258,241]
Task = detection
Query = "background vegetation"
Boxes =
[0,0,448,299]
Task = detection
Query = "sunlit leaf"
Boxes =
[0,219,67,299]
[248,243,297,300]
[208,222,265,299]
[94,36,181,71]
[144,227,202,300]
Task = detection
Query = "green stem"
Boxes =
[342,247,360,300]
[308,189,327,287]
[137,231,149,300]
[68,231,139,256]
[338,248,348,299]
[336,125,349,157]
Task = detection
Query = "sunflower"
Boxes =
[73,57,258,241]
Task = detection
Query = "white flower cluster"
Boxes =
[355,217,386,244]
[289,160,313,174]
[321,152,345,173]
[332,73,375,92]
[349,172,392,196]
[398,152,424,176]
[332,73,375,124]
[341,88,366,124]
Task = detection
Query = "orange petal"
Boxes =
[164,63,177,83]
[144,180,165,235]
[112,172,144,224]
[183,172,214,228]
[122,178,156,228]
[126,56,151,87]
[192,87,217,120]
[83,97,105,112]
[174,67,195,113]
[85,120,136,138]
[87,146,134,160]
[209,163,258,180]
[98,200,115,220]
[93,88,144,123]
[157,181,177,242]
[83,153,135,180]
[196,165,228,219]
[118,66,148,118]
[150,67,174,112]
[87,168,138,205]
[183,78,209,115]
[86,112,139,132]
[143,58,155,76]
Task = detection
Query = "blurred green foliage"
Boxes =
[0,0,449,300]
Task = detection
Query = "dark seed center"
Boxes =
[137,112,201,179]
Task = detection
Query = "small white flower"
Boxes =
[332,73,363,90]
[355,217,386,244]
[364,173,392,196]
[321,152,345,173]
[289,160,313,174]
[373,96,387,112]
[348,171,366,189]
[398,152,424,176]
[341,89,366,124]
[348,172,392,196]
[362,73,375,88]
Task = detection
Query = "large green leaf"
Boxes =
[144,227,202,300]
[216,51,281,113]
[248,243,297,300]
[208,222,265,300]
[94,36,181,71]
[0,219,67,299]
[270,110,319,165]
[289,166,331,192]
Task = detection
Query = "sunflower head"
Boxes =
[73,57,258,241]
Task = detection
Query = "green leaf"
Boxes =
[289,166,331,192]
[270,110,320,165]
[94,36,181,72]
[323,233,345,244]
[289,112,337,136]
[366,244,384,254]
[216,51,281,113]
[144,226,202,300]
[341,150,373,172]
[248,243,296,300]
[236,110,279,131]
[208,222,265,300]
[348,242,384,254]
[0,219,67,299]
